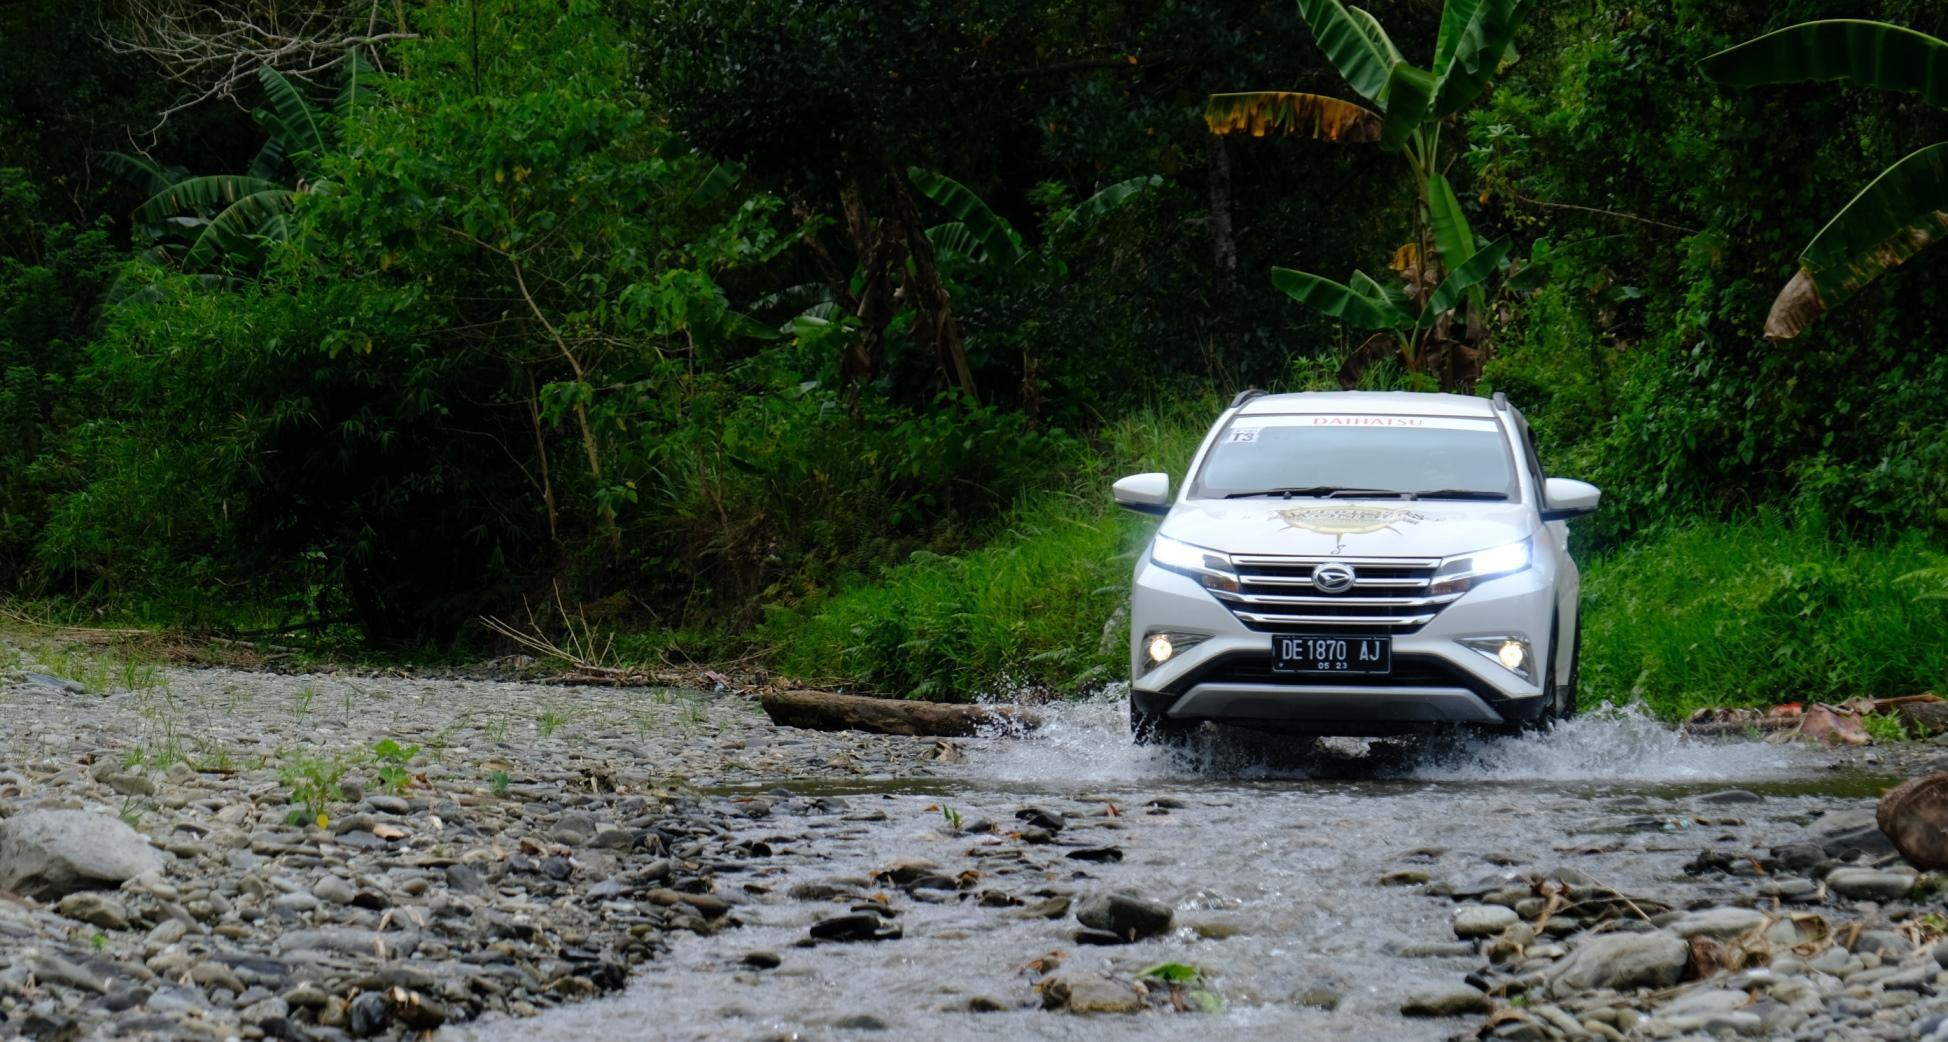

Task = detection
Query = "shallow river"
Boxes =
[451,701,1892,1042]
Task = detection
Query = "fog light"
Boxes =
[1497,641,1526,671]
[1147,634,1174,664]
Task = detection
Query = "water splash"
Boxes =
[960,692,1801,788]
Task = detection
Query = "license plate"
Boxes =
[1271,634,1391,675]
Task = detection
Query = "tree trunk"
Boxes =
[759,689,1041,737]
[891,174,978,402]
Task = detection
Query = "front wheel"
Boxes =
[1131,704,1194,746]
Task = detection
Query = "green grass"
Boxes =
[761,402,1214,701]
[1579,516,1948,717]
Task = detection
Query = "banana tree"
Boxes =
[1274,235,1512,383]
[1207,0,1532,387]
[1700,20,1948,340]
[110,56,371,278]
[908,168,1162,275]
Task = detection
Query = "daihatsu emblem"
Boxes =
[1312,563,1356,594]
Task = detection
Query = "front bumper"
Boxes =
[1129,560,1555,736]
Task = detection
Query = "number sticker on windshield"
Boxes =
[1227,428,1260,443]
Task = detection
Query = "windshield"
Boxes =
[1192,414,1519,500]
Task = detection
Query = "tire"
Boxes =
[1560,615,1582,720]
[1131,704,1193,746]
[1500,617,1564,736]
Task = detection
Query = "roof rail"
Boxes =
[1229,388,1266,409]
[1491,391,1509,412]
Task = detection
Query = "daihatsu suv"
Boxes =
[1114,390,1599,742]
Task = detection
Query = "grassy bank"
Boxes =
[1578,517,1948,716]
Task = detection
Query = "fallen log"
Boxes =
[759,689,1041,737]
[1877,772,1948,870]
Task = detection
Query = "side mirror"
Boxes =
[1113,472,1171,516]
[1541,477,1600,522]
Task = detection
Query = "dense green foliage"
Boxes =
[0,0,1943,713]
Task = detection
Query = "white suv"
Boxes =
[1113,390,1599,743]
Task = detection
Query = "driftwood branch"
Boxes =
[760,689,1041,737]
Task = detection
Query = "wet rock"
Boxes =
[1401,986,1491,1017]
[1380,869,1431,886]
[1825,867,1915,901]
[1697,789,1763,805]
[1065,847,1123,863]
[1039,973,1145,1014]
[874,857,939,886]
[1667,907,1767,939]
[1074,928,1127,946]
[1809,807,1898,858]
[56,892,130,930]
[1075,892,1173,941]
[740,951,781,969]
[1006,895,1072,920]
[1453,904,1520,938]
[0,810,164,899]
[1015,806,1066,831]
[1544,930,1687,995]
[809,913,901,942]
[1294,987,1341,1010]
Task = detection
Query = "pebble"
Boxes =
[1402,986,1491,1016]
[1453,904,1520,938]
[1825,867,1916,901]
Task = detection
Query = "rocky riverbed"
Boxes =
[0,656,956,1041]
[2,657,1947,1042]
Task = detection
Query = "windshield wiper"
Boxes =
[1406,488,1510,501]
[1224,486,1408,500]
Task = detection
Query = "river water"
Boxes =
[451,700,1890,1042]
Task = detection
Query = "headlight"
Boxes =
[1430,538,1532,597]
[1150,535,1240,594]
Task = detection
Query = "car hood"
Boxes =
[1160,498,1533,559]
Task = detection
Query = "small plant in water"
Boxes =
[490,770,511,797]
[1139,963,1222,1013]
[940,805,963,831]
[536,708,568,738]
[292,687,316,722]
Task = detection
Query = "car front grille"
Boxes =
[1216,555,1453,635]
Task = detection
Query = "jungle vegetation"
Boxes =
[2,0,1945,712]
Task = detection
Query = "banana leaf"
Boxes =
[1431,0,1529,115]
[1296,0,1395,102]
[1379,63,1436,152]
[1767,141,1948,339]
[907,168,1024,266]
[1058,175,1163,233]
[1203,92,1382,144]
[1700,19,1948,110]
[1272,267,1413,330]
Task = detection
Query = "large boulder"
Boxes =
[0,810,162,900]
[1545,930,1688,996]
